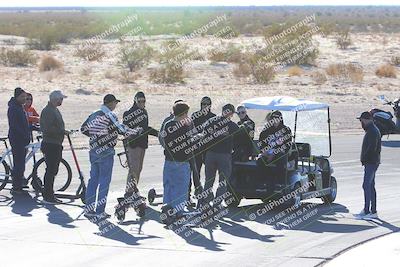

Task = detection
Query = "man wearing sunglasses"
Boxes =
[123,92,159,196]
[190,96,216,198]
[234,105,255,162]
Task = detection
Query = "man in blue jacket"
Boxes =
[356,112,382,219]
[7,87,30,194]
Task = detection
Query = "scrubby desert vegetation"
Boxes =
[0,6,399,139]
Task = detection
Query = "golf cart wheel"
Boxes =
[148,188,156,204]
[225,193,242,208]
[286,183,302,208]
[0,158,10,191]
[322,176,337,204]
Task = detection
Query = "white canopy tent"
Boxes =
[240,96,332,157]
[241,96,329,112]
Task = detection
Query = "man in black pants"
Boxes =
[40,90,69,204]
[7,88,30,194]
[190,96,216,198]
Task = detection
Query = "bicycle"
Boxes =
[0,133,72,192]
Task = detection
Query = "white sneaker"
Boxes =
[363,212,378,220]
[354,209,368,219]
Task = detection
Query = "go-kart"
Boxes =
[227,96,337,208]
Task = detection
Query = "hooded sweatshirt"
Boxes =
[7,97,30,146]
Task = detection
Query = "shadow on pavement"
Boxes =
[42,203,77,229]
[90,217,160,246]
[9,191,41,217]
[228,201,377,234]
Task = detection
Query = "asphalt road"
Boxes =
[1,133,400,267]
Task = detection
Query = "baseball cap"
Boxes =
[103,94,120,104]
[201,96,212,105]
[49,90,67,100]
[357,111,372,120]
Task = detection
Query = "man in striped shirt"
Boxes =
[81,94,128,219]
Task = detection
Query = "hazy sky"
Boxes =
[0,0,399,7]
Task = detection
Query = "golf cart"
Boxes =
[227,96,337,208]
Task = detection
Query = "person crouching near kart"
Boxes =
[257,111,292,192]
[81,94,134,220]
[162,102,196,219]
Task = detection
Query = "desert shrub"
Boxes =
[74,43,106,61]
[208,43,243,63]
[41,70,61,82]
[149,64,185,84]
[326,63,364,82]
[311,71,327,84]
[0,48,36,67]
[375,64,397,78]
[336,30,352,49]
[119,42,153,72]
[233,62,252,79]
[26,28,61,51]
[120,70,140,84]
[158,41,199,67]
[38,55,63,72]
[287,65,304,76]
[390,56,400,66]
[262,23,319,66]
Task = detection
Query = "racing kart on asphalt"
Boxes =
[227,96,337,208]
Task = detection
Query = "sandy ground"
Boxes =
[0,33,399,148]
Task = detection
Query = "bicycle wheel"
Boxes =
[33,158,72,192]
[0,158,10,191]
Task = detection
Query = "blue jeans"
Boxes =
[85,149,114,214]
[163,160,190,212]
[363,164,379,214]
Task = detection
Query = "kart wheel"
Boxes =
[322,176,337,204]
[160,204,174,225]
[136,203,146,217]
[115,198,126,223]
[148,188,156,205]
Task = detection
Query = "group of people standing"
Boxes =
[6,87,382,222]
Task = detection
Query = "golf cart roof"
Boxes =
[241,96,329,112]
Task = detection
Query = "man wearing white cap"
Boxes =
[40,90,69,204]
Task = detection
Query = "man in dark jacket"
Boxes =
[7,87,30,193]
[202,104,239,205]
[40,90,69,204]
[356,112,382,219]
[257,111,292,191]
[190,96,216,197]
[233,105,255,161]
[123,92,158,194]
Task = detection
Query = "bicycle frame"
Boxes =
[0,139,41,172]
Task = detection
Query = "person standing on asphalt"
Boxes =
[7,87,30,194]
[356,111,382,219]
[123,92,158,194]
[40,90,69,204]
[233,105,255,162]
[202,104,239,206]
[81,94,129,219]
[190,96,216,197]
[162,102,194,215]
